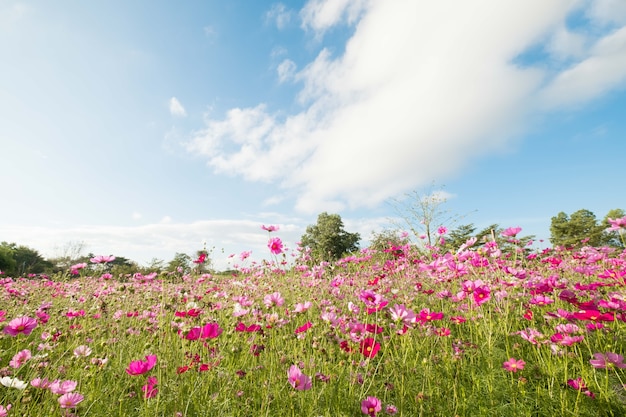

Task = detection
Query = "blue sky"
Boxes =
[1,0,625,270]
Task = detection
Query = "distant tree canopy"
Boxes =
[0,242,52,276]
[550,208,624,249]
[369,229,410,252]
[300,212,360,262]
[167,252,193,274]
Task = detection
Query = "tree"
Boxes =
[0,242,52,276]
[50,240,87,269]
[550,209,606,248]
[0,244,16,275]
[443,223,477,251]
[300,212,360,262]
[369,229,410,252]
[602,208,626,249]
[167,253,193,274]
[389,184,471,246]
[12,245,53,275]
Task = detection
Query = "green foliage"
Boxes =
[166,252,193,273]
[2,244,626,416]
[368,229,410,252]
[0,243,16,275]
[300,212,360,262]
[442,223,477,251]
[0,241,51,276]
[389,184,473,247]
[603,208,626,249]
[550,209,619,248]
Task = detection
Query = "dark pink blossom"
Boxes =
[268,237,284,254]
[126,355,157,376]
[361,396,382,416]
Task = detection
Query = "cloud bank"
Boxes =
[187,0,626,213]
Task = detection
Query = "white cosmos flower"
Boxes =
[0,376,28,389]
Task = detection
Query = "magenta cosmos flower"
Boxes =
[361,396,382,416]
[360,338,381,358]
[268,237,284,254]
[502,358,525,373]
[183,322,223,340]
[287,365,312,390]
[126,355,157,376]
[142,376,158,399]
[3,316,37,336]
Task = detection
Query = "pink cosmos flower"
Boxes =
[3,316,37,336]
[193,253,207,264]
[473,286,491,306]
[126,355,157,376]
[31,377,53,389]
[142,376,158,399]
[287,365,312,390]
[0,404,11,417]
[261,225,280,232]
[9,349,31,368]
[90,255,116,264]
[589,352,626,369]
[502,357,525,373]
[501,227,522,237]
[361,396,382,416]
[73,345,92,357]
[529,295,553,306]
[389,304,416,325]
[567,377,595,398]
[49,379,78,395]
[294,301,312,313]
[416,308,444,324]
[268,237,283,254]
[264,292,285,308]
[607,216,626,231]
[385,404,398,415]
[58,392,84,408]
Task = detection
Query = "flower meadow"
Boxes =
[2,224,626,416]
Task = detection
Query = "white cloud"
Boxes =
[132,211,142,220]
[547,26,588,60]
[266,3,292,29]
[169,97,187,117]
[300,0,369,35]
[541,26,626,107]
[187,0,626,214]
[160,216,172,224]
[277,59,297,82]
[587,0,626,25]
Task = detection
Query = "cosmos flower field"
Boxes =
[1,225,626,416]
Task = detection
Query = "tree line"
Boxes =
[1,205,623,277]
